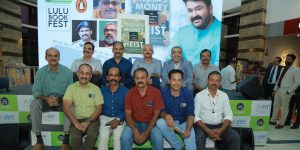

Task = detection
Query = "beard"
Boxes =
[192,14,212,29]
[104,35,116,46]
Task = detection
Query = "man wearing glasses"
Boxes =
[99,22,117,47]
[93,0,124,19]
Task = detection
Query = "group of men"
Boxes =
[31,41,240,150]
[262,55,300,129]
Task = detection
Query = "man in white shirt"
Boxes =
[221,60,238,91]
[71,42,102,87]
[194,71,240,150]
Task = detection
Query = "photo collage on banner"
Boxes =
[38,0,222,68]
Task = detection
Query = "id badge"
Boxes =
[88,93,95,99]
[146,100,154,107]
[180,103,187,108]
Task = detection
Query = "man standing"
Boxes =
[101,41,134,88]
[73,21,97,49]
[194,71,240,150]
[261,57,283,116]
[99,22,117,47]
[31,48,73,150]
[71,42,102,87]
[221,60,239,91]
[131,44,162,89]
[98,67,128,150]
[156,69,196,150]
[174,0,222,65]
[93,0,123,19]
[193,49,220,93]
[161,46,193,93]
[63,64,103,150]
[121,68,164,150]
[270,54,300,129]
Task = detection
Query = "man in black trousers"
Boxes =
[262,57,283,117]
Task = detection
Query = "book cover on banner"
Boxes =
[131,0,169,46]
[118,14,149,54]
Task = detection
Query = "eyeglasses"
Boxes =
[104,29,117,32]
[102,0,119,6]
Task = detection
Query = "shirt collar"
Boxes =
[204,88,220,97]
[47,64,60,73]
[75,81,91,87]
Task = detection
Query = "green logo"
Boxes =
[250,116,270,131]
[0,95,18,111]
[230,100,252,116]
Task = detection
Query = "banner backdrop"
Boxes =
[38,0,222,68]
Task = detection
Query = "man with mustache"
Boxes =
[173,0,222,65]
[156,69,196,150]
[161,46,194,93]
[194,71,240,150]
[121,68,164,150]
[99,22,117,47]
[220,60,239,91]
[73,21,97,49]
[270,54,300,129]
[31,48,73,150]
[63,64,104,150]
[131,44,162,89]
[93,0,123,19]
[193,49,220,93]
[97,67,128,150]
[71,42,102,87]
[101,41,134,88]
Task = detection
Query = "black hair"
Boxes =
[106,67,122,76]
[208,71,221,80]
[84,42,95,50]
[168,69,184,79]
[182,0,211,6]
[133,67,148,77]
[287,54,296,61]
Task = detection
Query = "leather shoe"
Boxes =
[60,144,71,150]
[33,143,44,150]
[285,122,291,126]
[275,124,284,129]
[269,121,276,125]
[290,124,299,129]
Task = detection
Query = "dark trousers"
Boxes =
[70,119,100,150]
[194,123,240,150]
[262,84,275,117]
[286,95,300,125]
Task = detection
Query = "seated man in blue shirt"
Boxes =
[156,69,196,150]
[161,46,194,93]
[98,67,128,150]
[101,41,134,88]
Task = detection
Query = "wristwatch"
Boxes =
[87,118,93,123]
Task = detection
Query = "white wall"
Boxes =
[266,0,300,24]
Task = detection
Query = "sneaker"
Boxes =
[275,124,284,129]
[60,144,71,150]
[33,143,44,150]
[290,124,299,129]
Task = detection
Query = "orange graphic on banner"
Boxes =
[76,0,87,13]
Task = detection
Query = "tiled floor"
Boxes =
[256,124,300,150]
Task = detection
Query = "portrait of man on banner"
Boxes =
[99,21,118,47]
[173,0,222,65]
[72,20,97,49]
[93,0,125,19]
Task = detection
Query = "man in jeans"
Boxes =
[63,64,103,150]
[30,47,73,150]
[120,68,164,150]
[156,69,196,150]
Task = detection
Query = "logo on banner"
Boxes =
[47,5,70,31]
[237,103,244,111]
[232,116,250,128]
[251,101,272,116]
[27,114,32,122]
[76,0,87,13]
[58,134,64,141]
[1,97,9,105]
[257,119,264,126]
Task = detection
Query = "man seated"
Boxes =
[98,67,128,150]
[71,42,102,87]
[63,64,103,150]
[30,47,73,150]
[156,69,196,150]
[131,44,162,89]
[194,71,240,150]
[161,46,194,93]
[121,68,164,150]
